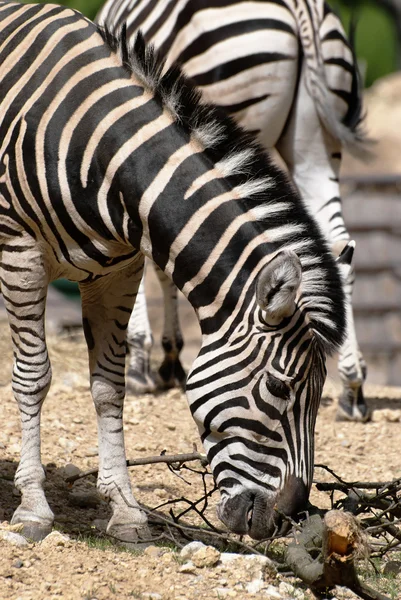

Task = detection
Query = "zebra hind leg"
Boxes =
[80,262,151,545]
[337,264,370,422]
[1,245,54,540]
[155,264,186,389]
[126,275,156,394]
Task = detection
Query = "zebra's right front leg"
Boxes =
[1,248,53,540]
[80,266,150,544]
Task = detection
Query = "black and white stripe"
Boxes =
[97,0,370,422]
[0,2,347,541]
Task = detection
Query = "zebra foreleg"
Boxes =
[1,246,54,540]
[154,264,186,389]
[336,263,369,422]
[126,274,156,394]
[80,263,150,544]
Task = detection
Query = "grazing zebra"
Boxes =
[97,0,369,422]
[0,1,350,542]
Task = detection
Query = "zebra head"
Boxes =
[186,246,352,540]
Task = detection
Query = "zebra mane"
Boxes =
[98,25,346,355]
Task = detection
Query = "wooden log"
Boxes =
[286,510,390,600]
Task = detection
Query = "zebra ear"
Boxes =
[256,250,302,322]
[336,240,355,282]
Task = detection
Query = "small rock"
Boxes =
[220,553,276,579]
[13,560,24,569]
[40,531,70,548]
[141,594,162,600]
[373,409,401,423]
[383,560,401,575]
[263,585,282,599]
[179,562,197,574]
[161,552,174,564]
[0,530,29,547]
[341,440,351,448]
[62,463,81,479]
[214,589,231,598]
[85,447,98,457]
[166,423,176,431]
[134,443,147,452]
[246,578,265,594]
[192,545,221,568]
[180,541,206,561]
[144,545,163,558]
[279,581,295,596]
[59,437,77,452]
[154,488,168,499]
[68,491,100,509]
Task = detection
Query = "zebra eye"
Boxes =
[266,374,290,401]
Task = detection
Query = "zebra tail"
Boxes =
[296,0,373,159]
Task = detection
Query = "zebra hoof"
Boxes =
[126,369,157,394]
[157,358,186,390]
[106,523,152,549]
[11,506,54,541]
[11,519,53,542]
[336,387,372,423]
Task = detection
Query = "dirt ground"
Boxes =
[1,285,401,600]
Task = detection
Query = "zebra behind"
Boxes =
[97,0,369,422]
[0,2,349,542]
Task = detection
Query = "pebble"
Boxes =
[154,488,168,499]
[13,560,24,569]
[246,578,265,594]
[143,545,163,558]
[62,463,81,479]
[0,531,29,547]
[166,423,176,431]
[141,593,162,600]
[40,531,70,548]
[220,553,276,578]
[134,443,147,452]
[180,541,206,561]
[262,585,282,598]
[179,562,197,574]
[85,447,98,457]
[192,546,221,568]
[59,437,77,452]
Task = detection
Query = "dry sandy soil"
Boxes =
[0,288,401,600]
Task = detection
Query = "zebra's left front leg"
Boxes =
[79,261,150,544]
[154,264,186,389]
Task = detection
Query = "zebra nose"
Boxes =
[216,490,277,539]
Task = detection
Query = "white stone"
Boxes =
[59,437,77,451]
[246,578,265,594]
[180,541,206,561]
[279,581,295,596]
[179,562,197,574]
[0,530,29,547]
[262,585,282,599]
